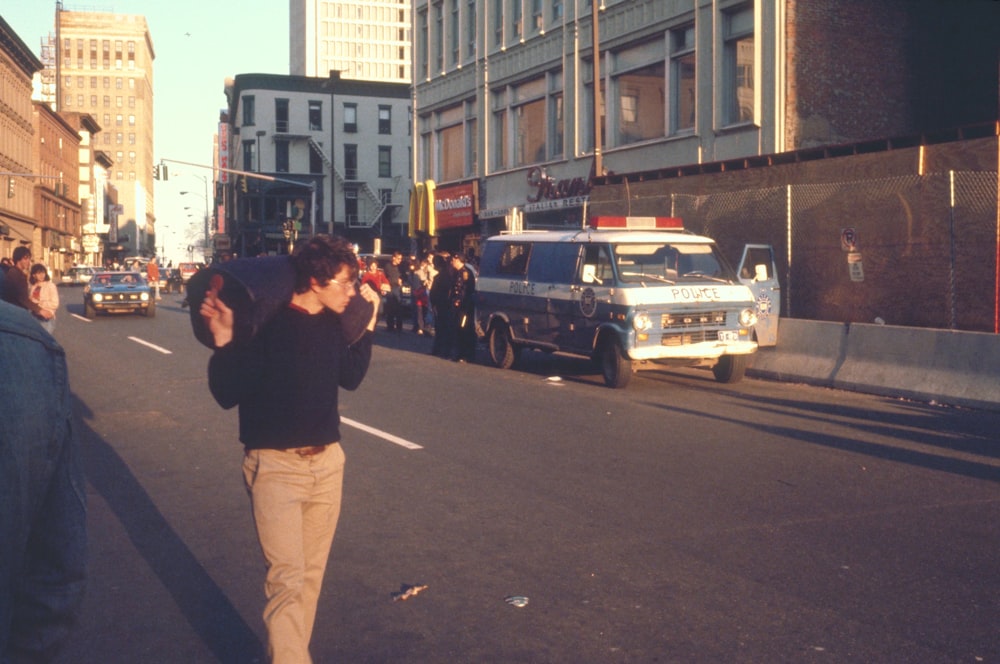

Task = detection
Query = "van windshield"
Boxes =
[614,242,735,285]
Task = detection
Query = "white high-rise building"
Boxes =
[290,0,411,84]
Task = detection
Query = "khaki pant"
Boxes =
[243,444,345,664]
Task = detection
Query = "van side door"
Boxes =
[737,244,780,346]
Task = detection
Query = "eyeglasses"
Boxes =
[330,278,356,291]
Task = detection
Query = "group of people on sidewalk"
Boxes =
[361,249,478,363]
[0,246,59,334]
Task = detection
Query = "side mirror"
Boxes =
[582,264,600,285]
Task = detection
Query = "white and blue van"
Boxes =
[475,216,765,388]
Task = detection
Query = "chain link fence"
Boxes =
[621,171,998,332]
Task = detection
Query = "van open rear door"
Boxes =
[737,244,780,346]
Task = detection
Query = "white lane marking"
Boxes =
[128,336,173,355]
[71,313,91,322]
[342,416,423,450]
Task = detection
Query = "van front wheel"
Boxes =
[488,323,519,369]
[712,354,748,383]
[600,339,632,388]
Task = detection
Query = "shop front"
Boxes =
[409,179,481,257]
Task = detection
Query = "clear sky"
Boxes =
[2,2,290,262]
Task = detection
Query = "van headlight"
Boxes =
[739,308,757,327]
[633,311,653,332]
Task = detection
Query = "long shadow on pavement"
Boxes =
[73,394,264,663]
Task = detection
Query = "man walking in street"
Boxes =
[2,247,53,325]
[199,235,379,663]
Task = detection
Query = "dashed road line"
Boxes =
[342,416,423,450]
[128,336,173,354]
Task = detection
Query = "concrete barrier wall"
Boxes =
[748,319,1000,411]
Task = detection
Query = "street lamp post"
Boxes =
[180,178,210,261]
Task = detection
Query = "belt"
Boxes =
[284,445,329,457]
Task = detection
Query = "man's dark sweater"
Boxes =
[208,304,373,449]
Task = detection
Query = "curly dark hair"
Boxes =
[291,235,358,293]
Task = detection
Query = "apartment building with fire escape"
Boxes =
[222,72,410,256]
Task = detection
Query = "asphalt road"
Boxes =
[48,287,1000,663]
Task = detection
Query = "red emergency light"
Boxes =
[588,216,684,230]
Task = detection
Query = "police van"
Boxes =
[475,216,763,388]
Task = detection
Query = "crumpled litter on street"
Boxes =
[391,583,428,602]
[505,595,529,608]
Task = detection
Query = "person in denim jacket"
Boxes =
[0,300,87,662]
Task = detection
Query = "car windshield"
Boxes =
[614,242,736,285]
[93,273,143,287]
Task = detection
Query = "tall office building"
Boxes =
[45,9,156,257]
[290,0,411,83]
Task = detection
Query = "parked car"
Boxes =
[60,265,96,286]
[84,271,155,318]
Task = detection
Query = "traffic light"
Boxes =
[153,163,168,180]
[7,177,13,198]
[153,164,161,180]
[240,176,248,193]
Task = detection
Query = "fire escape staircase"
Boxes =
[308,138,386,228]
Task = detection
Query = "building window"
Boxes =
[723,5,755,125]
[434,1,444,72]
[344,144,358,179]
[243,95,255,126]
[309,100,322,131]
[379,188,393,225]
[611,40,666,146]
[552,0,563,21]
[276,141,289,172]
[344,103,357,132]
[531,0,543,33]
[513,77,547,166]
[437,105,464,181]
[450,0,460,66]
[670,25,696,133]
[466,0,477,59]
[275,98,289,133]
[345,187,358,225]
[310,142,324,174]
[378,106,392,134]
[512,0,523,42]
[418,9,429,79]
[492,104,508,170]
[243,141,256,171]
[493,0,503,47]
[378,146,392,177]
[550,92,564,159]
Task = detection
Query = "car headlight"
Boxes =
[140,292,150,302]
[632,311,653,332]
[739,308,757,327]
[93,293,103,302]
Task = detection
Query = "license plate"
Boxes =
[718,330,739,342]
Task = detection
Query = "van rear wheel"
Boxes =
[600,339,632,388]
[488,323,519,369]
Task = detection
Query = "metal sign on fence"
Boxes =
[847,251,865,282]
